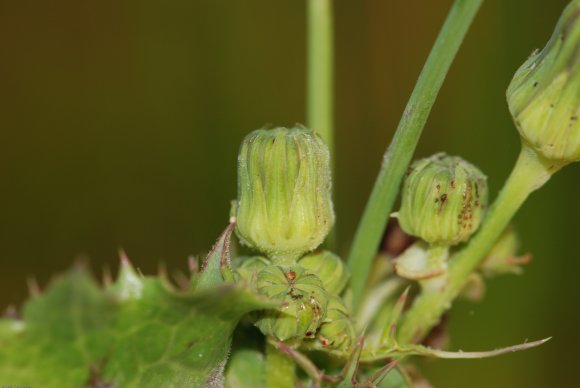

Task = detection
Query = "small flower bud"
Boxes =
[507,0,580,162]
[298,250,349,295]
[233,256,270,287]
[235,127,335,263]
[397,154,488,246]
[255,265,328,341]
[316,296,355,351]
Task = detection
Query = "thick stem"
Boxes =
[307,0,336,251]
[347,0,484,310]
[397,145,563,343]
[266,340,296,388]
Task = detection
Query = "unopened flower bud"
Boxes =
[397,154,488,246]
[233,256,270,287]
[255,265,328,341]
[235,127,335,263]
[316,296,355,351]
[507,0,580,162]
[298,250,349,295]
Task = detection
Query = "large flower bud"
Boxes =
[298,250,349,295]
[507,0,580,162]
[255,265,328,341]
[397,154,488,246]
[235,127,335,263]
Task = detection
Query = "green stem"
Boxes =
[398,145,563,343]
[266,340,296,388]
[307,0,334,161]
[347,0,483,310]
[307,0,336,251]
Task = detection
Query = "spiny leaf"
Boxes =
[0,226,275,388]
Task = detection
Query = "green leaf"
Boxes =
[0,226,275,387]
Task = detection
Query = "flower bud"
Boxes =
[235,127,335,263]
[298,250,349,295]
[255,265,328,341]
[316,296,355,351]
[233,256,270,287]
[397,154,488,246]
[507,0,580,162]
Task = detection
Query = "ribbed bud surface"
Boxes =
[236,127,334,263]
[507,0,580,162]
[398,154,488,246]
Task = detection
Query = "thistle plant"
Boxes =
[1,0,579,387]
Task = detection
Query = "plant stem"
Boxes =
[398,145,563,343]
[266,340,296,388]
[308,0,337,251]
[347,0,483,310]
[308,0,334,162]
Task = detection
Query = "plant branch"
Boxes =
[398,145,563,343]
[347,0,484,310]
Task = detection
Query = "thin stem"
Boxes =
[266,340,296,388]
[307,0,336,250]
[347,0,484,310]
[398,145,563,343]
[307,0,334,162]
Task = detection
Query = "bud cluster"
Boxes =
[232,127,354,347]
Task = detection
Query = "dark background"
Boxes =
[0,1,578,386]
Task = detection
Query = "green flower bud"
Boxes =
[317,296,355,351]
[397,153,488,246]
[235,127,335,264]
[233,256,270,287]
[507,0,580,162]
[255,265,328,341]
[298,250,349,295]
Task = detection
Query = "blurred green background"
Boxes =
[0,0,578,386]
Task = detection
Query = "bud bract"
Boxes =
[507,0,580,162]
[298,250,349,295]
[235,127,335,263]
[255,265,328,341]
[397,154,488,246]
[480,226,530,277]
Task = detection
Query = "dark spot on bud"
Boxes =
[450,180,455,188]
[533,81,538,87]
[550,104,555,108]
[475,200,479,207]
[436,184,441,192]
[572,116,578,121]
[286,271,297,281]
[441,194,447,203]
[306,331,314,337]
